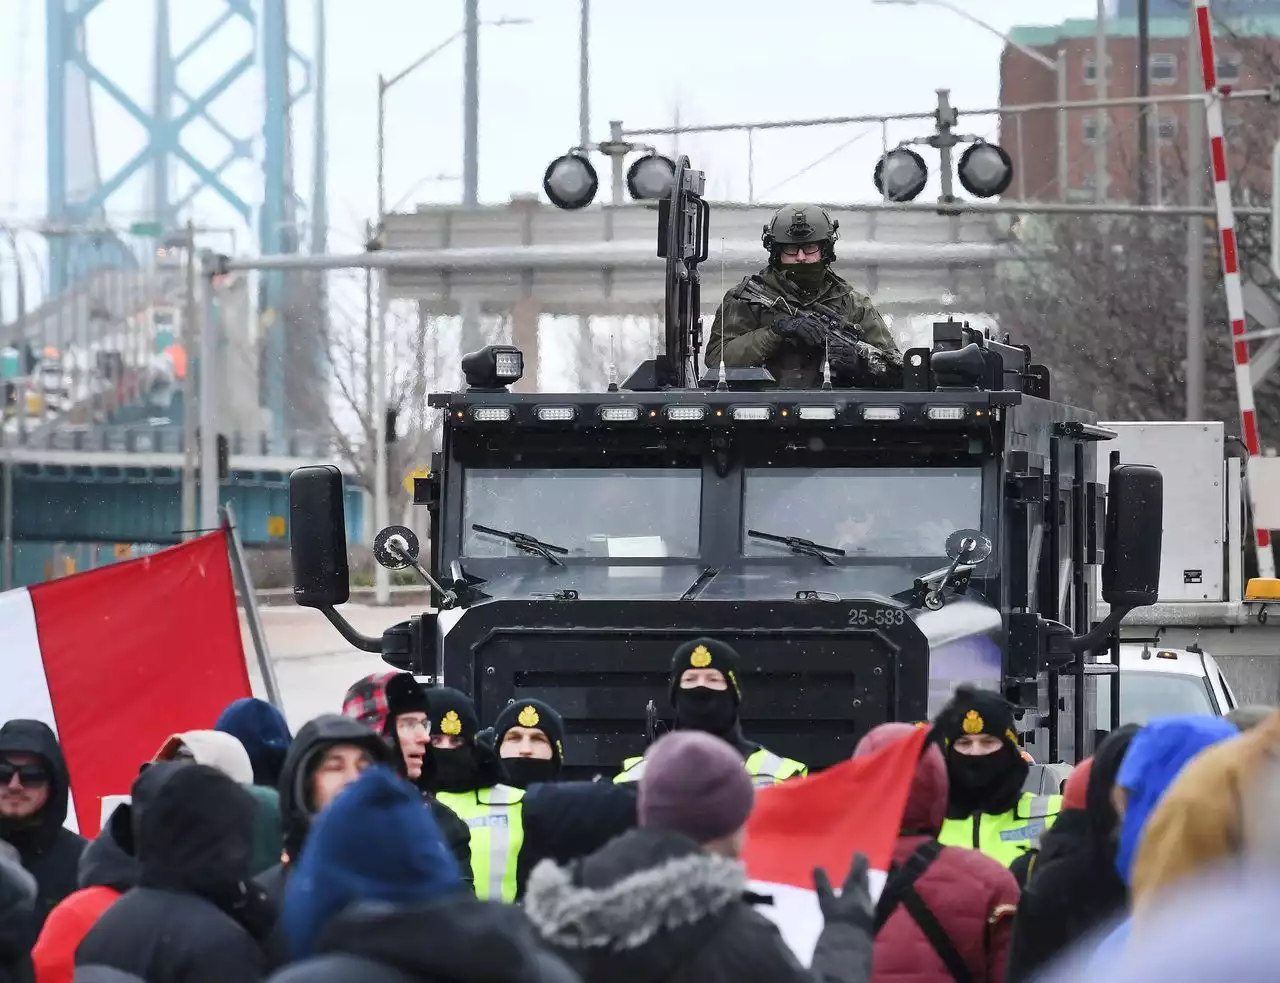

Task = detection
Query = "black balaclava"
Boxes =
[425,687,502,793]
[780,260,827,294]
[938,684,1029,818]
[669,638,746,748]
[493,699,566,789]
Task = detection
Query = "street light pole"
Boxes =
[181,219,197,538]
[1186,4,1206,419]
[464,0,480,207]
[1094,0,1109,202]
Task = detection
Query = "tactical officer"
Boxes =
[936,685,1062,875]
[424,687,524,902]
[614,637,807,788]
[704,203,902,389]
[493,699,565,789]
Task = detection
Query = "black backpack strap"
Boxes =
[873,841,976,983]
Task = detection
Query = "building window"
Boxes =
[1225,118,1243,143]
[1156,114,1178,143]
[1083,55,1111,83]
[1150,53,1178,85]
[1218,55,1242,82]
[1082,115,1110,142]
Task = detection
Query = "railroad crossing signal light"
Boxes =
[957,141,1014,199]
[543,152,599,210]
[873,147,929,202]
[626,153,676,201]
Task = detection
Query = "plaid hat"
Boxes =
[638,731,754,844]
[670,637,742,705]
[342,672,398,734]
[937,684,1019,750]
[493,699,566,764]
[426,688,479,743]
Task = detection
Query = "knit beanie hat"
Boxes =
[281,766,462,959]
[937,684,1020,750]
[669,637,743,705]
[637,731,754,844]
[493,699,566,764]
[383,673,430,733]
[427,687,480,743]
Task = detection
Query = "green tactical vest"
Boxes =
[613,746,808,788]
[937,792,1063,867]
[435,784,525,902]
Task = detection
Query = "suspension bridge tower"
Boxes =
[44,0,330,434]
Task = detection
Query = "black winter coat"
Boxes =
[0,720,85,953]
[266,897,579,983]
[515,781,638,901]
[1004,726,1138,983]
[75,765,273,983]
[523,826,871,983]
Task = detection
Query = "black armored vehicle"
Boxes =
[289,157,1164,775]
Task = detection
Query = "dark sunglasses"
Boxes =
[0,762,49,787]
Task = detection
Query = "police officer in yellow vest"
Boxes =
[423,687,524,902]
[493,698,565,789]
[936,685,1062,874]
[614,637,807,788]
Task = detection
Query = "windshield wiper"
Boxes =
[747,529,846,567]
[471,524,569,566]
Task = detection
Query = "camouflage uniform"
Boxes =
[704,203,902,390]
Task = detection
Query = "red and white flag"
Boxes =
[743,725,927,963]
[0,531,253,837]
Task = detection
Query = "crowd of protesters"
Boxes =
[0,637,1270,983]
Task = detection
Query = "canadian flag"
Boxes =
[744,725,928,963]
[0,531,253,837]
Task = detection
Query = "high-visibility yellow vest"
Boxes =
[435,784,525,902]
[613,746,808,788]
[938,792,1063,867]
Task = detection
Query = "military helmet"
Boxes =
[761,203,839,262]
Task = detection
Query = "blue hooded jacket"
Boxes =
[281,765,463,960]
[1091,715,1237,964]
[215,697,293,787]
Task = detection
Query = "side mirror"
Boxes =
[289,465,351,608]
[1102,463,1163,609]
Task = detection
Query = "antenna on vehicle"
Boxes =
[716,236,727,391]
[606,326,619,392]
[822,333,833,391]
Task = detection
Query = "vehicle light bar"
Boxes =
[665,405,708,421]
[470,406,512,422]
[535,406,577,421]
[599,405,640,422]
[926,406,967,421]
[796,406,837,421]
[731,406,772,421]
[1156,650,1179,660]
[862,405,903,421]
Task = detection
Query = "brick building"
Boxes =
[998,14,1280,202]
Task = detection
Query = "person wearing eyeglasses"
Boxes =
[703,203,901,390]
[0,719,85,953]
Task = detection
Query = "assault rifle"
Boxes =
[736,279,905,388]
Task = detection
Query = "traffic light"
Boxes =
[216,434,229,481]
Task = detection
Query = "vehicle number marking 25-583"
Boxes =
[846,606,907,628]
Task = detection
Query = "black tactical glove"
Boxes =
[813,852,875,931]
[771,315,827,349]
[826,335,866,379]
[829,336,904,389]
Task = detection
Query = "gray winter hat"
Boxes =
[637,731,753,844]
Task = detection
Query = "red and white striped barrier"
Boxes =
[1194,0,1275,577]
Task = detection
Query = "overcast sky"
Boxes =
[0,0,1106,258]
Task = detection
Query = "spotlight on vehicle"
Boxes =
[957,141,1014,199]
[462,345,524,391]
[873,147,929,203]
[626,153,676,201]
[542,152,599,210]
